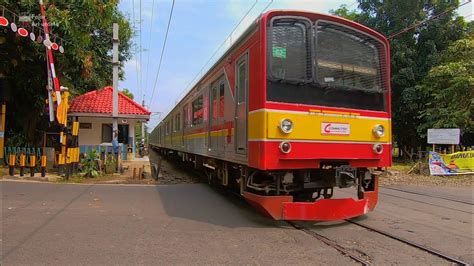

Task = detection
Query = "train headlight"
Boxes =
[373,124,385,138]
[279,119,293,134]
[279,141,292,154]
[373,144,383,154]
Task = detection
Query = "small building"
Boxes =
[68,86,150,160]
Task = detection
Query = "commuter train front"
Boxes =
[149,10,391,221]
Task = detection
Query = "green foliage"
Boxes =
[80,149,100,178]
[329,4,362,21]
[331,0,472,153]
[135,121,148,145]
[416,37,474,135]
[120,88,134,100]
[0,0,133,145]
[104,154,116,174]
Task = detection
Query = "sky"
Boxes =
[117,0,473,129]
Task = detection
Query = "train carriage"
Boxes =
[149,10,391,221]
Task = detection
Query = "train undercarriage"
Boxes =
[155,147,380,221]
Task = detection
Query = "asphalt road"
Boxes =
[1,180,472,265]
[1,181,353,265]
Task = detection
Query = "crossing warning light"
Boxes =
[18,28,28,37]
[0,17,8,26]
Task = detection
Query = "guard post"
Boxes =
[41,155,47,177]
[8,152,15,176]
[58,153,64,176]
[65,147,71,180]
[29,153,36,177]
[19,152,26,176]
[0,103,5,164]
[71,120,79,175]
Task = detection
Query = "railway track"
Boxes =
[154,156,471,265]
[287,221,372,265]
[291,220,470,266]
[382,187,473,205]
[378,191,473,214]
[345,219,470,266]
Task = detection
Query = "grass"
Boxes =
[389,162,413,173]
[0,165,8,176]
[58,173,124,184]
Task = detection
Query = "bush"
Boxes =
[80,150,100,177]
[104,155,117,174]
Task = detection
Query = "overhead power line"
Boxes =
[159,0,274,119]
[388,0,472,39]
[132,0,140,98]
[139,0,143,99]
[175,0,259,101]
[149,0,176,105]
[144,0,156,98]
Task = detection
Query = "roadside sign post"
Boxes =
[427,128,460,153]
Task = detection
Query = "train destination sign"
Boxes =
[427,128,460,144]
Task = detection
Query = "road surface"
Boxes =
[1,180,472,265]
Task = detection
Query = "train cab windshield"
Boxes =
[267,17,387,111]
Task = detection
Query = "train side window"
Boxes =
[219,80,225,117]
[237,60,247,104]
[176,113,181,131]
[174,115,178,131]
[192,95,203,126]
[183,105,188,128]
[211,85,218,120]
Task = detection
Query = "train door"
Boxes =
[181,107,185,148]
[235,53,248,155]
[217,78,225,154]
[183,104,189,150]
[208,82,218,152]
[208,77,225,155]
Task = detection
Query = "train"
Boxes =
[149,10,391,221]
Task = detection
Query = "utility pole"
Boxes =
[141,97,145,143]
[112,23,119,135]
[112,23,120,172]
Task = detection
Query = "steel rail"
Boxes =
[378,191,472,214]
[346,220,470,266]
[287,222,372,266]
[381,187,473,205]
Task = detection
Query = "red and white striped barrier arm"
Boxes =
[39,0,61,104]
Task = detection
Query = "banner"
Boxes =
[428,151,474,175]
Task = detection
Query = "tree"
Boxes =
[329,4,362,21]
[416,37,473,136]
[331,0,470,158]
[0,0,133,145]
[121,88,134,100]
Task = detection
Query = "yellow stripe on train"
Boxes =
[248,110,391,142]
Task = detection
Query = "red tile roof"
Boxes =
[69,86,151,116]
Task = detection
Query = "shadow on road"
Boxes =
[154,183,288,229]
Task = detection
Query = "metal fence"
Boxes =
[3,147,42,166]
